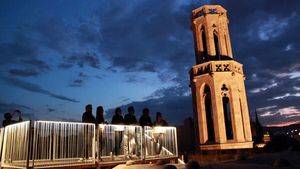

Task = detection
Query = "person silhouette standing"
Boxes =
[139,108,153,127]
[82,104,96,123]
[124,106,137,125]
[96,106,106,124]
[81,104,95,159]
[111,107,124,124]
[154,112,168,126]
[111,107,124,156]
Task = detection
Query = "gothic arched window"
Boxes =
[222,96,234,140]
[204,85,215,143]
[214,32,220,60]
[201,27,208,62]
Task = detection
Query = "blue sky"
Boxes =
[0,0,299,126]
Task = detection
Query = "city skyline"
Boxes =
[0,0,299,126]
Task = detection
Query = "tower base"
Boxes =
[199,141,253,151]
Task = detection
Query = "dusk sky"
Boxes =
[0,0,299,126]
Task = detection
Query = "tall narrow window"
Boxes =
[224,34,228,56]
[239,98,246,140]
[214,33,220,60]
[201,27,208,62]
[222,96,233,140]
[204,86,215,143]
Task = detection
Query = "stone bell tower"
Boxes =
[189,5,253,150]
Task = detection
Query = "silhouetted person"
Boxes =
[2,110,23,127]
[124,106,137,125]
[82,104,96,123]
[154,112,168,126]
[111,107,124,124]
[2,112,13,127]
[139,108,153,127]
[96,106,106,124]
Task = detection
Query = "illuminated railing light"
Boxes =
[0,121,178,168]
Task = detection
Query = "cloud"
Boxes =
[257,105,277,111]
[23,59,51,71]
[1,77,79,103]
[69,79,84,87]
[269,92,300,100]
[1,0,300,126]
[47,108,55,112]
[60,52,100,69]
[257,15,293,41]
[9,69,39,77]
[8,59,51,77]
[276,71,300,79]
[0,31,38,64]
[258,106,300,126]
[69,72,89,87]
[0,102,32,113]
[107,95,193,125]
[250,81,278,93]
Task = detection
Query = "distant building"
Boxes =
[189,5,253,150]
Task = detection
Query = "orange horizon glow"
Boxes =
[266,120,300,127]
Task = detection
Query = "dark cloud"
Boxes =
[47,108,55,112]
[9,69,39,77]
[69,79,84,87]
[69,72,89,87]
[0,0,299,125]
[0,31,38,64]
[96,0,195,77]
[124,75,147,84]
[22,59,51,71]
[60,52,100,69]
[1,77,79,103]
[78,72,88,78]
[78,23,101,45]
[107,96,192,125]
[8,59,51,77]
[98,0,300,125]
[0,102,32,113]
[34,17,74,53]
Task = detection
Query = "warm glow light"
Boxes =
[153,127,166,133]
[1,121,178,168]
[114,125,125,131]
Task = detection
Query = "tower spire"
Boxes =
[189,5,253,150]
[191,5,233,64]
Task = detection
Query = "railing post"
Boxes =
[26,121,33,169]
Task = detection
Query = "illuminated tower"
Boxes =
[189,5,253,150]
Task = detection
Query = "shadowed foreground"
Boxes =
[114,150,299,169]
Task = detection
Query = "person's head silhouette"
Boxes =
[97,106,104,115]
[4,112,12,120]
[142,108,149,116]
[128,106,135,115]
[115,107,122,115]
[85,104,92,113]
[156,112,162,121]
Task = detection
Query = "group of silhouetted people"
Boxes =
[2,110,23,127]
[82,104,168,127]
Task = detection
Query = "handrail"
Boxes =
[0,121,178,168]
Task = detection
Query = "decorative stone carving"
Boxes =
[189,5,253,150]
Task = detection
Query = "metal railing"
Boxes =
[32,121,95,167]
[0,121,178,168]
[98,124,143,162]
[1,121,30,168]
[144,126,178,159]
